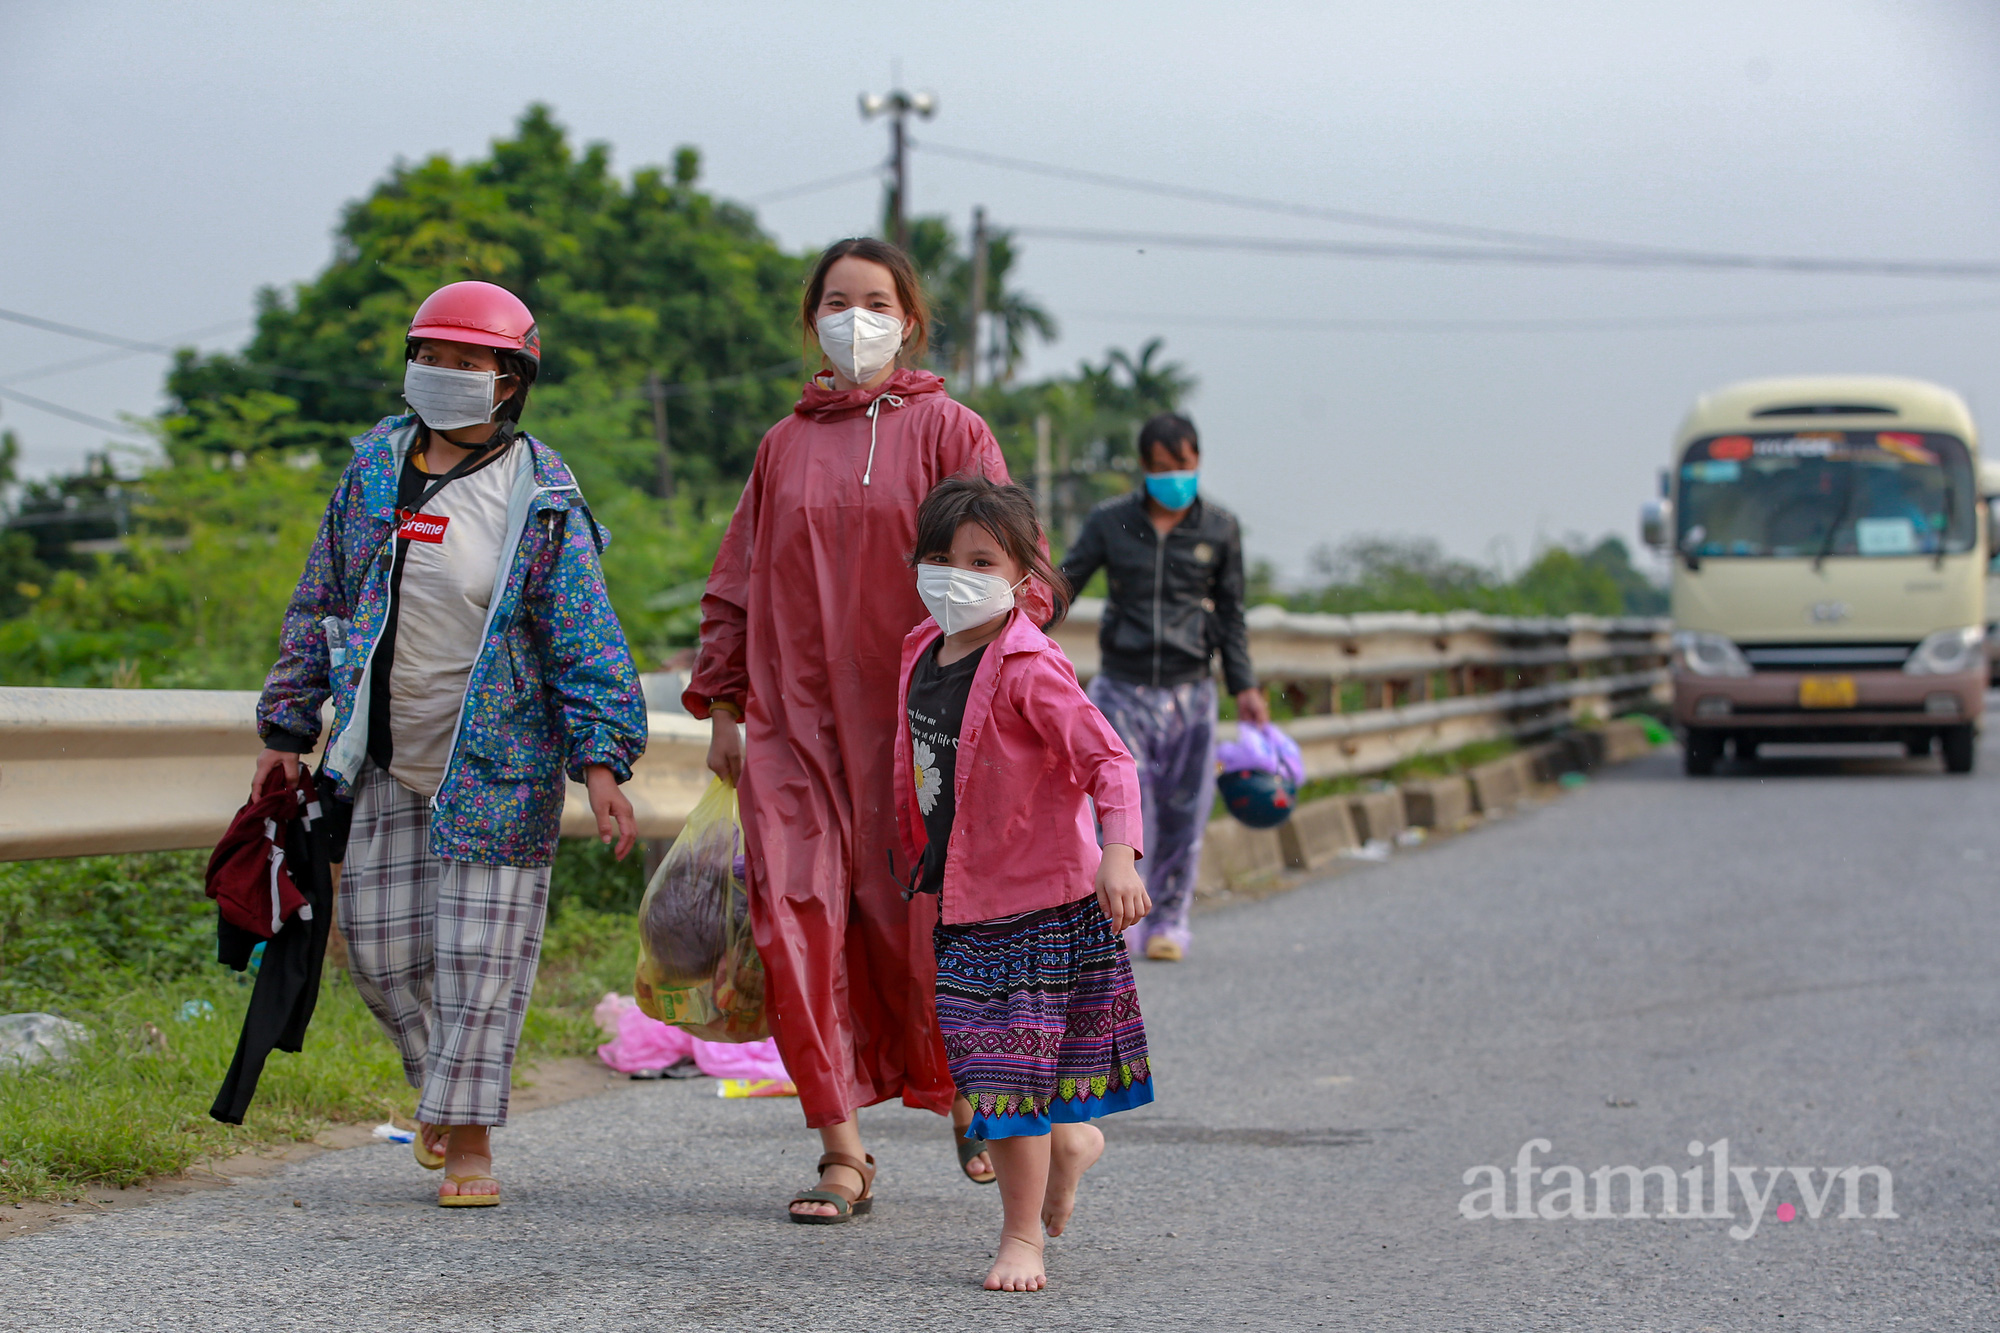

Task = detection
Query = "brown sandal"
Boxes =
[788,1151,875,1225]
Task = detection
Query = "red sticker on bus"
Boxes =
[398,511,449,543]
[1709,435,1753,461]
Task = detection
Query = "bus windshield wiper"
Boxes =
[1935,478,1955,570]
[1813,469,1856,573]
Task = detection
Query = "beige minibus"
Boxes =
[1642,376,1985,775]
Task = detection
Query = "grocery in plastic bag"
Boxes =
[634,778,769,1042]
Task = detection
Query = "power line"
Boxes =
[0,318,251,388]
[1064,294,2000,334]
[1007,224,2000,280]
[0,385,147,436]
[745,166,883,207]
[921,140,2000,279]
[0,304,394,391]
[914,138,1665,255]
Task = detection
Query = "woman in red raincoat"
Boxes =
[685,238,1044,1221]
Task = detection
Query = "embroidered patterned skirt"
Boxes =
[933,894,1154,1140]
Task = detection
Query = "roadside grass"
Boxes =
[0,841,644,1203]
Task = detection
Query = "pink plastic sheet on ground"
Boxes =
[593,993,791,1081]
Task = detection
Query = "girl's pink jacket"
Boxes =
[894,605,1145,926]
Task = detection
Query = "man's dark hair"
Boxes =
[910,473,1071,626]
[1137,412,1199,466]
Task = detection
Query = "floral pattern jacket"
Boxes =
[256,414,646,867]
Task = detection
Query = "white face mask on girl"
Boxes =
[817,307,905,385]
[403,361,502,431]
[917,564,1025,636]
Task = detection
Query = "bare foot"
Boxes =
[419,1122,447,1160]
[1041,1123,1104,1237]
[438,1126,498,1200]
[984,1231,1047,1291]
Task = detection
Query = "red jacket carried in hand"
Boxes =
[205,769,318,939]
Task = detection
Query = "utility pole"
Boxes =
[1034,412,1053,523]
[963,205,988,390]
[647,371,674,502]
[859,87,936,250]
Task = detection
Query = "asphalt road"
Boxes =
[6,732,2000,1330]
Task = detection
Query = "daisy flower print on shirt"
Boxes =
[913,737,942,815]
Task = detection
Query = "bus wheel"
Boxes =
[1683,731,1721,776]
[1942,726,1976,774]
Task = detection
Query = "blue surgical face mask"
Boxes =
[1144,470,1198,510]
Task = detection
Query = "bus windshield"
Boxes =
[1676,430,1975,559]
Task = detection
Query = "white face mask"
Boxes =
[917,564,1025,636]
[403,361,502,431]
[817,307,905,386]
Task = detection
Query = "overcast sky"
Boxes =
[4,1,1999,580]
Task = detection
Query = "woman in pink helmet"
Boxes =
[686,239,1043,1221]
[253,281,647,1207]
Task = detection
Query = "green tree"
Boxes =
[900,212,1057,384]
[967,337,1196,547]
[1289,533,1665,617]
[0,430,49,619]
[166,104,808,493]
[1,105,826,685]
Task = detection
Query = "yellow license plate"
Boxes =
[1799,675,1858,709]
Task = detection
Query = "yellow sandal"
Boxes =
[438,1174,500,1207]
[412,1124,445,1171]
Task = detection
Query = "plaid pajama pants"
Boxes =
[340,763,552,1127]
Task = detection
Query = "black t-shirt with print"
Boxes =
[905,640,987,898]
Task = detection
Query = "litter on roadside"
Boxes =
[593,992,792,1086]
[371,1123,415,1144]
[1343,839,1393,863]
[718,1078,798,1099]
[0,1012,90,1069]
[1395,828,1427,847]
[176,999,215,1023]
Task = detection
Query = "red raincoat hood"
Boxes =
[794,367,948,422]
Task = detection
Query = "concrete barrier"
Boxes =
[1466,756,1527,814]
[1277,797,1360,872]
[1196,818,1287,894]
[1600,718,1654,764]
[1401,776,1473,830]
[1347,788,1408,843]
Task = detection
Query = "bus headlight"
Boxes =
[1904,626,1984,676]
[1674,630,1752,677]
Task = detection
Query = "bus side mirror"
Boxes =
[1640,499,1671,550]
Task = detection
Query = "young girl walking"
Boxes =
[893,474,1156,1291]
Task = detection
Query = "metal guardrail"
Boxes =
[0,606,1668,862]
[1055,600,1670,781]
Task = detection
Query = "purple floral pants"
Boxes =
[1085,674,1217,954]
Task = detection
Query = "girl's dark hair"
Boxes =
[910,473,1071,626]
[801,237,932,367]
[403,339,540,424]
[1137,411,1198,465]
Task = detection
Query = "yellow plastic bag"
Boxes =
[633,778,769,1042]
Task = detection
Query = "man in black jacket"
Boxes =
[1059,413,1266,962]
